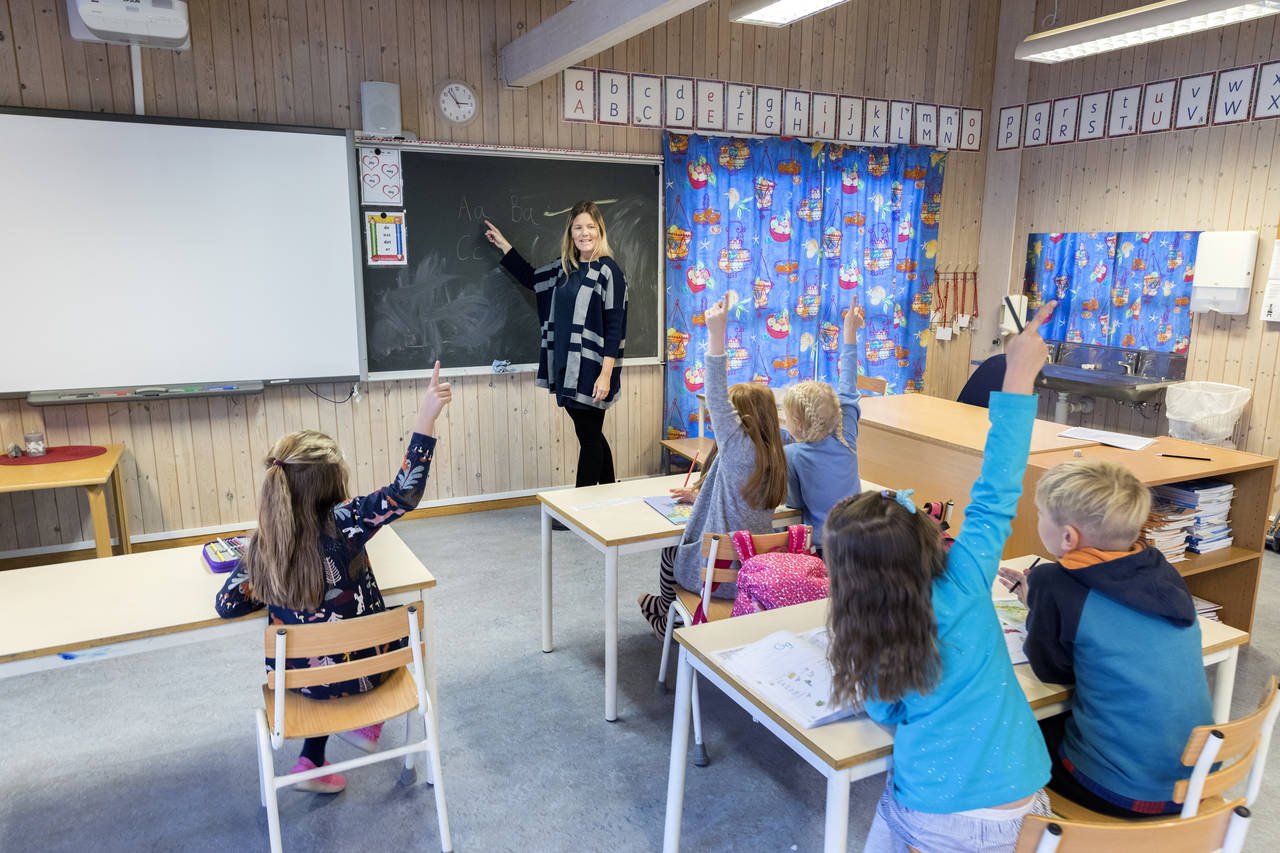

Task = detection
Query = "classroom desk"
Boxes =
[1016,437,1277,634]
[662,557,1249,853]
[0,443,131,558]
[0,528,439,711]
[856,395,1096,537]
[536,474,802,722]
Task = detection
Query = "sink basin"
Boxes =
[1037,364,1177,403]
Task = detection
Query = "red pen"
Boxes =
[682,451,700,488]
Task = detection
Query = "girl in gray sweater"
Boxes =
[638,295,788,635]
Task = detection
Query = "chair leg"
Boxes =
[690,674,709,767]
[397,713,418,786]
[255,709,283,853]
[420,708,454,853]
[656,604,678,694]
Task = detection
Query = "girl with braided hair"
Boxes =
[781,302,864,552]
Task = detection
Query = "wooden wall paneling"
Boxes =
[8,1,45,106]
[301,0,331,127]
[143,399,180,536]
[0,0,21,106]
[208,0,241,121]
[38,404,84,542]
[1245,131,1280,454]
[187,0,217,119]
[229,0,259,122]
[29,0,67,108]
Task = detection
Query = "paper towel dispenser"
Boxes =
[1191,231,1257,315]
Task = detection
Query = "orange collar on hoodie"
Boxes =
[1059,543,1145,570]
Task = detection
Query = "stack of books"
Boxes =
[1151,480,1236,555]
[1143,501,1199,563]
[1191,594,1224,622]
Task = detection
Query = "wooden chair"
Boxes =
[655,529,806,766]
[255,605,452,853]
[1048,675,1280,823]
[857,374,888,395]
[1014,798,1252,853]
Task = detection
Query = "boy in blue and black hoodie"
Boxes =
[999,458,1212,816]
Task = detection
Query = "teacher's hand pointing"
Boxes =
[483,219,512,254]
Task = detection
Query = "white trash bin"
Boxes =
[1164,381,1251,447]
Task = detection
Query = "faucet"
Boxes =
[1117,351,1144,376]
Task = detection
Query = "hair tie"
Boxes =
[269,458,285,469]
[882,488,917,514]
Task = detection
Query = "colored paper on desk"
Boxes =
[644,495,692,524]
[1058,426,1155,451]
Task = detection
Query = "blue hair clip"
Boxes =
[881,488,917,514]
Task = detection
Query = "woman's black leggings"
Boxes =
[566,405,615,487]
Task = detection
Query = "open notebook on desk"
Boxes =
[714,627,861,728]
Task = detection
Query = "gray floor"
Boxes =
[2,506,1278,852]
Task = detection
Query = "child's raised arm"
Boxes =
[946,302,1056,594]
[702,295,740,443]
[335,362,452,550]
[838,303,865,415]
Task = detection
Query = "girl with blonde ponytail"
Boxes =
[215,362,452,794]
[781,302,865,552]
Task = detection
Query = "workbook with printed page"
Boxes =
[714,627,861,728]
[644,495,693,524]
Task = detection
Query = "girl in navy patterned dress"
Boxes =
[216,362,451,793]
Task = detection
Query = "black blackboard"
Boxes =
[361,148,662,373]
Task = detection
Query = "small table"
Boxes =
[662,557,1249,853]
[0,528,439,708]
[0,443,131,558]
[537,474,802,722]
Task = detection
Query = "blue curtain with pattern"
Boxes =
[1025,230,1197,353]
[663,134,944,440]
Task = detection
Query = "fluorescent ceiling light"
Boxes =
[729,0,849,27]
[1015,0,1280,63]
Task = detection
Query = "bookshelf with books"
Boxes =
[1011,436,1276,634]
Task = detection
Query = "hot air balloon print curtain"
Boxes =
[663,133,944,441]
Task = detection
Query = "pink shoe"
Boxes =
[291,756,346,794]
[337,722,383,754]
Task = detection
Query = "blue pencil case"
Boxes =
[202,536,247,573]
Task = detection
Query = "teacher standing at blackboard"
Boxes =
[484,201,628,495]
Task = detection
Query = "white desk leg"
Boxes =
[1214,646,1239,724]
[823,768,852,853]
[541,506,553,653]
[421,589,439,786]
[663,648,694,853]
[605,545,619,722]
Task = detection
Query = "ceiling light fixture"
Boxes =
[729,0,850,28]
[1015,0,1280,64]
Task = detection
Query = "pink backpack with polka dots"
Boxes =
[729,525,828,618]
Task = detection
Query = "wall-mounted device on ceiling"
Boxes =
[66,0,191,51]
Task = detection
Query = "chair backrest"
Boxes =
[698,530,796,584]
[263,605,426,692]
[956,354,1007,408]
[856,374,888,395]
[1014,798,1250,853]
[1175,674,1280,813]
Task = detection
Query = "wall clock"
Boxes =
[438,80,478,125]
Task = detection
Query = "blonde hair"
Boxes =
[242,430,351,611]
[560,199,613,276]
[1035,459,1151,550]
[783,381,853,450]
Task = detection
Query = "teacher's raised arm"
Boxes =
[491,201,629,504]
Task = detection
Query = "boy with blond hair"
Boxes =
[1000,458,1212,816]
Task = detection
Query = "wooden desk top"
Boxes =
[0,443,125,492]
[1028,436,1277,485]
[858,395,1095,455]
[0,527,435,664]
[660,437,715,462]
[538,474,796,547]
[676,562,1247,772]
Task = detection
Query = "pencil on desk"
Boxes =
[683,451,700,488]
[1156,453,1212,461]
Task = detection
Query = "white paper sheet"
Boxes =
[1058,426,1155,451]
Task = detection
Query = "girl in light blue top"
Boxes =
[782,303,863,551]
[824,301,1058,853]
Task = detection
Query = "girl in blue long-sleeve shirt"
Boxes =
[824,303,1057,853]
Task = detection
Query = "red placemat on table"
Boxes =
[0,445,107,465]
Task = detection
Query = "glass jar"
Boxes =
[23,431,46,457]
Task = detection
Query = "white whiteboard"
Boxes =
[0,111,363,395]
